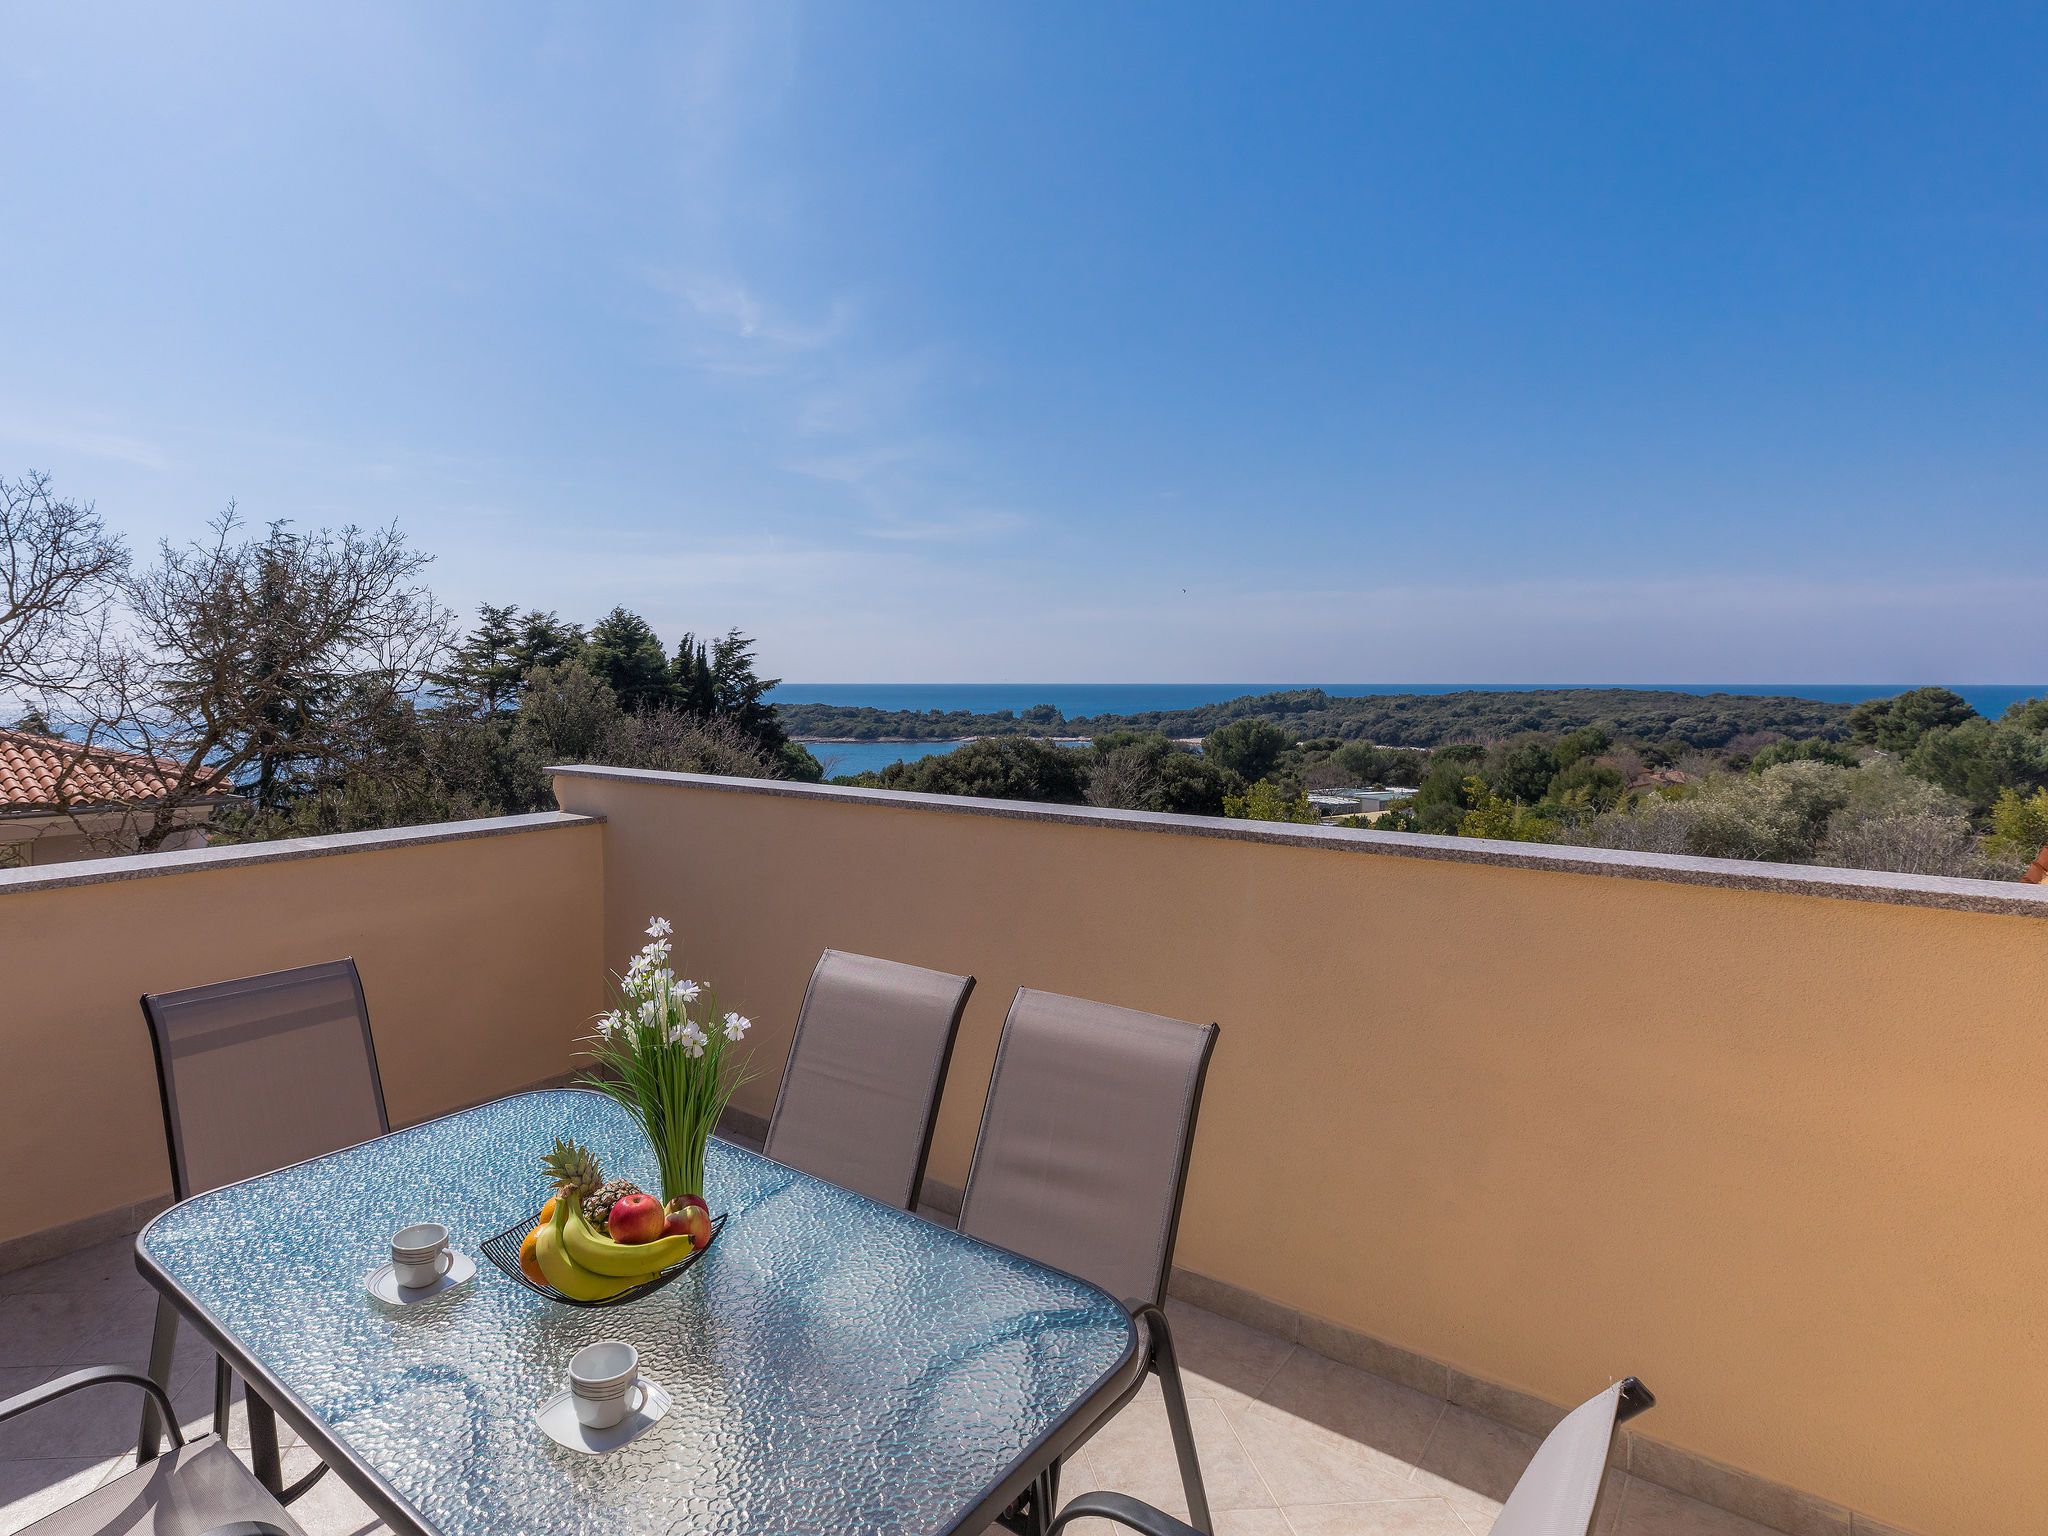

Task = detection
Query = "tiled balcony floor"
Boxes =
[1,1236,1773,1536]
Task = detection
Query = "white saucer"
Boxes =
[535,1378,673,1454]
[364,1251,476,1305]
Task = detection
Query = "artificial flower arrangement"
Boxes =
[579,918,753,1204]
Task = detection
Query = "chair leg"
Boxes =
[997,1458,1062,1536]
[247,1387,283,1494]
[212,1356,231,1441]
[1134,1304,1212,1536]
[137,1294,180,1463]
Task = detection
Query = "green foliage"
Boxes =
[433,603,526,716]
[1222,779,1321,824]
[1086,732,1240,816]
[1747,737,1860,773]
[1904,719,2048,816]
[1845,687,1977,753]
[1202,717,1292,781]
[583,607,672,713]
[773,688,1855,749]
[1493,740,1559,803]
[703,629,787,753]
[1456,778,1559,842]
[1552,726,1612,771]
[2001,696,2048,732]
[1544,757,1626,813]
[1330,742,1430,786]
[1985,785,2048,862]
[878,737,1090,803]
[515,659,622,764]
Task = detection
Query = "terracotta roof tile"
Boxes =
[0,728,233,812]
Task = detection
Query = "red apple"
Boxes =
[607,1192,666,1244]
[664,1194,711,1245]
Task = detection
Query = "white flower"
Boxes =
[646,917,672,938]
[667,1019,708,1057]
[722,1012,751,1041]
[672,978,702,1003]
[637,997,660,1022]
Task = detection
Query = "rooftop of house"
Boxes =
[0,728,234,816]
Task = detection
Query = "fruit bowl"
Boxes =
[480,1206,727,1308]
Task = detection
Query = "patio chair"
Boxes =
[762,950,974,1210]
[136,958,389,1503]
[956,988,1219,1536]
[2,1367,300,1536]
[1047,1376,1656,1536]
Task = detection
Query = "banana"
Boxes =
[534,1189,658,1301]
[561,1202,695,1277]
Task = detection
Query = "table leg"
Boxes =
[136,1293,179,1463]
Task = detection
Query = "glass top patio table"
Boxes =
[135,1088,1141,1536]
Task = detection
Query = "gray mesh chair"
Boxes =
[957,988,1219,1536]
[1049,1377,1655,1536]
[762,950,973,1210]
[2,1369,300,1536]
[137,958,389,1503]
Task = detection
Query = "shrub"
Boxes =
[1222,780,1321,824]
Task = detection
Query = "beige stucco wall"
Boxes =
[0,816,605,1255]
[555,770,2047,1536]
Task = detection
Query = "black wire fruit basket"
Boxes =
[480,1205,727,1308]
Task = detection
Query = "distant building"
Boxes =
[0,729,236,866]
[1307,787,1417,819]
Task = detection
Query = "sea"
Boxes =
[772,683,2046,777]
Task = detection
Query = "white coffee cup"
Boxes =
[390,1223,454,1290]
[568,1340,645,1430]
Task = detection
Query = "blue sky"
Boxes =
[3,5,2043,682]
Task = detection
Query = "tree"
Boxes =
[880,738,1089,803]
[434,604,526,716]
[510,610,586,676]
[514,659,626,765]
[584,607,671,713]
[1202,718,1290,782]
[671,632,716,719]
[1222,779,1320,824]
[1985,785,2048,863]
[96,509,451,851]
[706,629,787,753]
[1457,778,1559,842]
[1905,719,2048,817]
[1748,738,1860,773]
[1494,739,1560,803]
[1846,687,1977,753]
[1,470,128,704]
[1085,732,1240,816]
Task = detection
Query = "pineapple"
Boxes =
[539,1137,604,1202]
[582,1179,644,1230]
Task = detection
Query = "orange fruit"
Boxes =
[519,1224,547,1287]
[538,1196,557,1223]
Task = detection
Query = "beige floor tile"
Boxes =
[1083,1391,1275,1514]
[1162,1302,1295,1408]
[1252,1349,1445,1468]
[0,1456,116,1536]
[0,1296,107,1370]
[1214,1511,1294,1536]
[1404,1401,1547,1525]
[1282,1496,1477,1534]
[0,1238,153,1300]
[1615,1476,1784,1536]
[0,1368,135,1461]
[1224,1402,1419,1508]
[276,1445,390,1536]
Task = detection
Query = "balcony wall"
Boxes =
[0,812,605,1264]
[554,766,2048,1536]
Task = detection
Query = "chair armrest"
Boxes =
[0,1366,186,1448]
[1048,1492,1204,1536]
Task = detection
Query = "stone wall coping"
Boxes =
[549,764,2048,920]
[0,810,602,896]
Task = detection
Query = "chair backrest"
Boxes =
[762,950,974,1210]
[957,988,1217,1308]
[141,959,389,1200]
[1491,1378,1653,1536]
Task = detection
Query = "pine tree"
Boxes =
[670,632,716,719]
[584,608,671,713]
[432,604,524,717]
